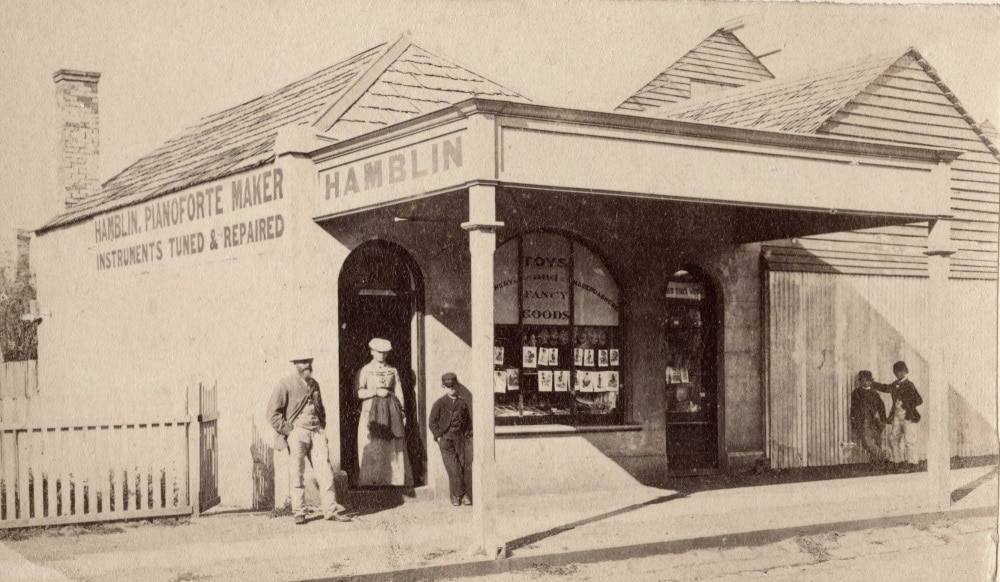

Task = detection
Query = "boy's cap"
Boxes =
[442,372,458,384]
[892,361,908,373]
[857,370,873,381]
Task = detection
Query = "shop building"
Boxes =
[32,30,997,510]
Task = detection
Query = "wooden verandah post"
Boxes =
[463,183,505,558]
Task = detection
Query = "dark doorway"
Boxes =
[662,267,722,475]
[339,240,424,488]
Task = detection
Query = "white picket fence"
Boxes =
[0,383,218,529]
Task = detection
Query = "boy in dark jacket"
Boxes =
[851,370,887,464]
[429,372,472,506]
[874,361,923,471]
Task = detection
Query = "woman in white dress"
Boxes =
[356,338,413,487]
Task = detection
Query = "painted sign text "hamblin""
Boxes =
[325,137,462,200]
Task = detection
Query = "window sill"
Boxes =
[496,424,644,437]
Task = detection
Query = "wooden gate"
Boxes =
[195,383,220,513]
[0,382,221,529]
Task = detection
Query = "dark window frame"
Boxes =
[494,229,625,427]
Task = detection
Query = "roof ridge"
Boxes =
[804,50,919,137]
[403,43,530,102]
[899,48,1000,161]
[661,49,905,119]
[311,34,413,132]
[615,26,774,113]
[720,29,775,80]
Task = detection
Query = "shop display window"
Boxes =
[664,275,709,414]
[493,231,623,425]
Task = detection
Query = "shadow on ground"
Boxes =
[340,487,412,517]
[506,492,689,552]
[503,455,998,557]
[644,455,998,495]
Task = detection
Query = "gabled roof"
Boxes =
[659,50,902,133]
[322,43,524,140]
[615,26,774,114]
[42,36,525,231]
[658,47,1000,160]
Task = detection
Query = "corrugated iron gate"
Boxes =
[766,270,998,469]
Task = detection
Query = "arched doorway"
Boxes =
[662,266,722,475]
[339,240,424,487]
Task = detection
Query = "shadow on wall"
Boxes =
[951,387,1000,458]
[401,366,427,488]
[767,265,998,470]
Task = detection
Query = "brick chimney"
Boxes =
[53,70,101,208]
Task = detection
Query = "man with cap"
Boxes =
[267,354,350,524]
[429,372,472,506]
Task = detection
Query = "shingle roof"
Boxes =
[325,44,523,140]
[658,50,903,133]
[42,37,525,231]
[658,47,1000,160]
[616,28,774,114]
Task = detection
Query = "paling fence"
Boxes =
[0,379,220,529]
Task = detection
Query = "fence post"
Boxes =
[187,382,202,517]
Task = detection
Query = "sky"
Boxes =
[1,0,998,261]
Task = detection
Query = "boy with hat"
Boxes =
[429,372,472,506]
[873,361,923,471]
[267,354,350,524]
[850,370,887,464]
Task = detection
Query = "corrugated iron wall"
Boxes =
[766,271,997,468]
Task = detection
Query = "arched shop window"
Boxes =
[493,231,623,425]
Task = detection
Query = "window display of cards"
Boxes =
[599,371,619,392]
[506,369,520,390]
[554,370,570,392]
[665,366,687,384]
[493,370,507,393]
[575,370,596,393]
[522,346,538,368]
[538,370,553,392]
[493,322,621,424]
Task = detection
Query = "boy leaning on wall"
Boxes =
[873,361,924,472]
[851,370,888,465]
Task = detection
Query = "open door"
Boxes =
[338,240,424,487]
[663,267,721,475]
